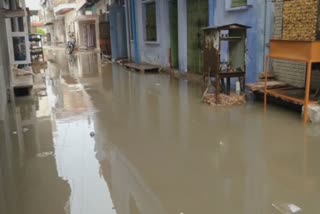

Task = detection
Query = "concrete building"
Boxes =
[124,0,189,72]
[40,0,100,50]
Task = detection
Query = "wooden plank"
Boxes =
[124,63,159,73]
[246,80,288,92]
[269,40,320,63]
[267,90,305,105]
[266,88,318,105]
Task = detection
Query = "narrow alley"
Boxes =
[1,50,320,214]
[2,0,320,213]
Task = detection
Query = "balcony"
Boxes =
[53,0,76,15]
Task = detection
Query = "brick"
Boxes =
[282,0,319,41]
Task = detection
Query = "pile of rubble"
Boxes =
[202,93,246,106]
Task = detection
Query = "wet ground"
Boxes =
[1,50,320,214]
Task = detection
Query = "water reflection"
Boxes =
[1,50,320,214]
[46,53,116,214]
[0,97,70,214]
[0,51,115,214]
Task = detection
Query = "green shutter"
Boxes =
[231,0,247,8]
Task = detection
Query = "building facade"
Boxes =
[124,0,188,72]
[209,0,273,83]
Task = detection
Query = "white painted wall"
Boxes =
[0,14,10,121]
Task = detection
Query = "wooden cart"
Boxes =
[202,23,250,103]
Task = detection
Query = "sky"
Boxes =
[25,0,41,10]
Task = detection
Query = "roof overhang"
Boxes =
[202,23,251,31]
[54,3,76,15]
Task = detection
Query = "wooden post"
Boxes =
[264,56,269,112]
[303,61,312,124]
[216,74,220,104]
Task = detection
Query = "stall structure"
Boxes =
[202,24,250,104]
[264,40,320,124]
[263,0,320,124]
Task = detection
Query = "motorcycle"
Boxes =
[66,32,76,55]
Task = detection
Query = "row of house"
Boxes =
[40,0,276,84]
[37,0,320,88]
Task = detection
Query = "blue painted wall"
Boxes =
[129,0,170,67]
[209,0,273,83]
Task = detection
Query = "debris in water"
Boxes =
[272,203,302,214]
[202,93,246,106]
[12,131,17,135]
[37,152,53,158]
[90,132,95,137]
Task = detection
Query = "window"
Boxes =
[231,0,247,8]
[143,1,157,42]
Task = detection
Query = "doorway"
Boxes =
[169,0,179,69]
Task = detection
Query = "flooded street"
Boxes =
[1,50,320,214]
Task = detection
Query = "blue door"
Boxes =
[109,5,128,60]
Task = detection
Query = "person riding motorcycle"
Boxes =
[66,32,76,54]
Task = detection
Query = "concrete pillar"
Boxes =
[178,0,188,72]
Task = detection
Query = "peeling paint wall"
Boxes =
[210,0,272,83]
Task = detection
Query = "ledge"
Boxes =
[144,41,160,45]
[226,5,252,12]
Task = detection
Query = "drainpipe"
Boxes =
[262,0,267,73]
[124,0,131,60]
[132,0,139,64]
[209,0,215,26]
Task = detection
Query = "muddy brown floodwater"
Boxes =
[1,50,320,214]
